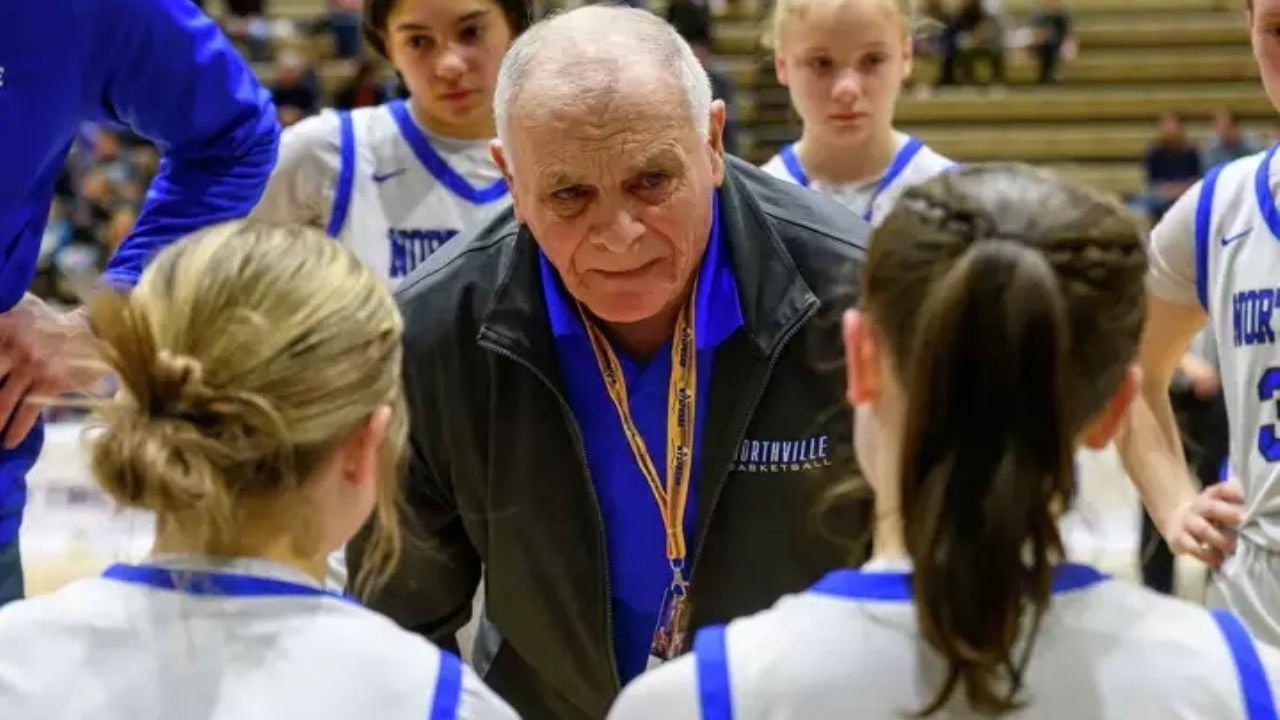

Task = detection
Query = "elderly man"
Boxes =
[357,6,871,719]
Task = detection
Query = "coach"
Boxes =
[354,6,871,719]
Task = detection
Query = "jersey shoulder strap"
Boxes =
[1195,162,1228,310]
[1210,607,1278,720]
[695,625,734,720]
[326,110,357,238]
[428,650,463,720]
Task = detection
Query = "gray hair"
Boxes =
[492,6,713,157]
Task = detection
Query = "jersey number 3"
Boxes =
[1259,368,1280,461]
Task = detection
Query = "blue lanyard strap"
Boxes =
[102,563,359,605]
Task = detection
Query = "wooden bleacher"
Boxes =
[239,0,1262,199]
[719,0,1263,198]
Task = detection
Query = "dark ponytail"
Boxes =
[900,240,1073,715]
[852,163,1149,716]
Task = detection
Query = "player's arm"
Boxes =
[248,113,341,228]
[73,0,279,287]
[1115,183,1244,565]
[349,327,482,653]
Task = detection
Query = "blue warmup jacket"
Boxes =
[0,0,279,544]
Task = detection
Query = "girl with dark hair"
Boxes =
[252,0,532,285]
[609,164,1280,719]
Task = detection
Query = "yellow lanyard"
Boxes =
[577,286,698,571]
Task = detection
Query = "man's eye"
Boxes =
[639,172,669,190]
[552,186,588,201]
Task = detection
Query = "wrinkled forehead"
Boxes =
[507,58,697,178]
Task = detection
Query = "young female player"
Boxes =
[251,0,531,284]
[760,0,954,226]
[0,222,518,720]
[1116,0,1280,648]
[608,165,1280,719]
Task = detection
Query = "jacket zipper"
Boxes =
[686,301,819,604]
[477,338,625,692]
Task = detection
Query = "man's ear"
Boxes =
[491,139,523,222]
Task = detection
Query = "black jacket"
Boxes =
[357,158,873,719]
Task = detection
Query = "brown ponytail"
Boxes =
[857,163,1148,715]
[900,240,1072,715]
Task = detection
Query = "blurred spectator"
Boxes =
[1137,110,1202,223]
[1028,0,1074,84]
[1202,107,1263,168]
[33,124,156,306]
[909,0,950,96]
[89,130,139,189]
[272,53,320,127]
[667,0,740,155]
[667,0,711,46]
[334,60,390,109]
[219,0,274,61]
[319,0,364,59]
[916,0,951,55]
[939,0,1006,88]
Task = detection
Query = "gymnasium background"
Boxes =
[26,0,1246,599]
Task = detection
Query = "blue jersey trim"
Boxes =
[1211,608,1278,720]
[695,625,734,720]
[1254,143,1280,245]
[326,110,357,238]
[778,137,931,223]
[864,135,925,223]
[388,100,507,205]
[779,143,810,187]
[101,563,358,604]
[1196,162,1227,310]
[428,651,464,720]
[810,563,1109,602]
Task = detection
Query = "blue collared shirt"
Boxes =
[538,194,743,682]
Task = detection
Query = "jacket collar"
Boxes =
[477,159,819,366]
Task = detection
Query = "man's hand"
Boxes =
[1161,480,1245,568]
[0,294,101,449]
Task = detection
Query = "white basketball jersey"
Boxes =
[760,132,955,226]
[1184,145,1280,549]
[0,556,518,720]
[250,100,509,287]
[608,563,1280,720]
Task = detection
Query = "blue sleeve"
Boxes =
[73,0,280,287]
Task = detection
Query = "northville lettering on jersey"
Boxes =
[388,228,458,278]
[1233,288,1280,347]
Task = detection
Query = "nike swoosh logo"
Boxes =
[1221,228,1252,246]
[372,168,407,183]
